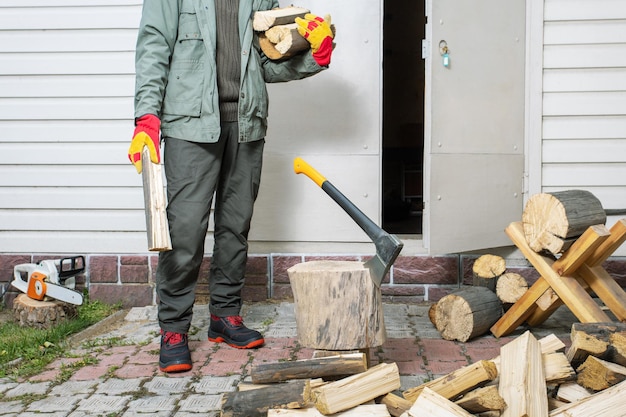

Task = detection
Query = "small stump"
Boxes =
[13,294,78,329]
[287,260,386,350]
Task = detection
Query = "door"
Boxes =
[423,0,526,254]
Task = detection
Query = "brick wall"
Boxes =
[1,253,625,309]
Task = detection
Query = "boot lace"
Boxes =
[225,315,243,327]
[162,331,184,345]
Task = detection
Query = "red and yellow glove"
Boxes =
[128,114,161,174]
[295,13,334,67]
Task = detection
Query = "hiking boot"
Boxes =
[159,330,192,373]
[208,314,265,349]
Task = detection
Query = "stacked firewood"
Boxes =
[429,254,526,343]
[221,323,626,416]
[253,6,334,61]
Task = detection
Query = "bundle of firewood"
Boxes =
[221,323,626,416]
[253,6,311,60]
[253,6,335,61]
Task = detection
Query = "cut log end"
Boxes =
[435,287,503,342]
[522,190,606,255]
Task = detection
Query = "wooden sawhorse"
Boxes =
[491,220,626,338]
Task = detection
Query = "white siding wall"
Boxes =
[0,0,384,255]
[542,0,626,220]
[0,0,147,253]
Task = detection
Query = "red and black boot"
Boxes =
[208,315,265,349]
[159,330,192,373]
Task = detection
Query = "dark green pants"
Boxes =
[156,123,264,333]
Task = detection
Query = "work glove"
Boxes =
[128,114,161,174]
[295,13,334,67]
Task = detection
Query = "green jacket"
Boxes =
[135,0,325,143]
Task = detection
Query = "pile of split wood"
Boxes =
[253,6,334,61]
[221,323,626,416]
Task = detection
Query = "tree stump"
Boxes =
[13,294,78,329]
[522,190,606,255]
[472,254,506,292]
[287,261,386,350]
[434,286,503,342]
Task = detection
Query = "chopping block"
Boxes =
[13,293,77,329]
[287,260,386,353]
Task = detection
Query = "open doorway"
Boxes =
[382,1,426,235]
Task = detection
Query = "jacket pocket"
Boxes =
[163,59,205,117]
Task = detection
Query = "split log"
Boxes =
[566,322,626,368]
[403,387,474,417]
[454,385,506,414]
[434,286,503,342]
[380,393,412,417]
[549,379,626,417]
[288,261,386,350]
[555,381,593,403]
[498,331,548,417]
[495,272,528,305]
[313,362,400,415]
[221,380,311,417]
[250,353,367,384]
[491,333,565,376]
[522,190,606,255]
[472,254,506,292]
[142,147,172,251]
[253,6,309,31]
[268,404,390,417]
[543,352,576,383]
[576,355,626,391]
[402,360,498,403]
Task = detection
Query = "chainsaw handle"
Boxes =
[294,157,326,188]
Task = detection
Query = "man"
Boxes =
[128,0,334,373]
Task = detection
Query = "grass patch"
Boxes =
[0,298,120,379]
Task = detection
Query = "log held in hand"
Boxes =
[141,147,172,252]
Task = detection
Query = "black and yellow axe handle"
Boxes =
[293,157,387,243]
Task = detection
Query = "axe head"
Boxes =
[364,232,404,287]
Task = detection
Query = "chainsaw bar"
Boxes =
[12,262,84,305]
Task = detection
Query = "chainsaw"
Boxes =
[12,256,85,305]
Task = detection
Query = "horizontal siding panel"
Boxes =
[545,0,626,21]
[0,30,138,53]
[0,6,141,30]
[543,139,626,163]
[0,143,132,165]
[544,20,626,44]
[543,91,626,116]
[0,231,157,254]
[544,68,626,92]
[543,115,626,140]
[544,44,626,68]
[0,97,133,120]
[0,75,134,98]
[0,209,145,231]
[0,166,142,187]
[0,52,134,75]
[0,187,143,210]
[543,163,626,187]
[1,120,131,143]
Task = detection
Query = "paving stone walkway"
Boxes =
[0,301,578,416]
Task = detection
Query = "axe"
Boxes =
[294,157,403,287]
